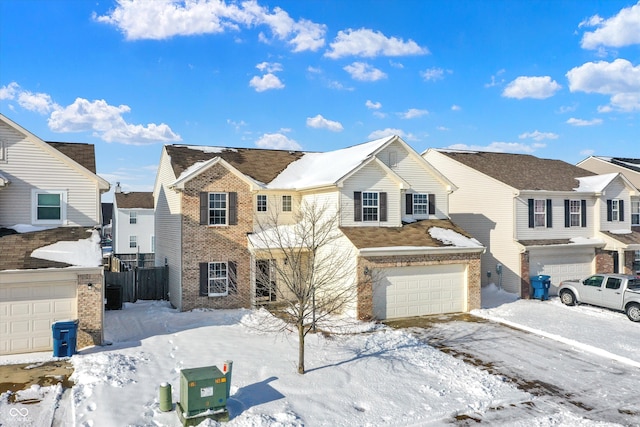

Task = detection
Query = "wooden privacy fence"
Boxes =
[105,265,168,303]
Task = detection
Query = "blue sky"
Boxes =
[1,0,639,201]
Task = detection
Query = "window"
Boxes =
[362,192,379,221]
[282,195,292,212]
[534,199,546,227]
[605,278,622,290]
[257,194,267,212]
[412,194,428,215]
[208,192,227,225]
[569,200,581,227]
[129,235,137,248]
[208,262,228,296]
[632,201,640,226]
[583,275,604,288]
[129,211,137,224]
[0,140,5,161]
[32,190,66,224]
[610,199,621,222]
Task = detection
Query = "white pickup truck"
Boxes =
[558,274,640,322]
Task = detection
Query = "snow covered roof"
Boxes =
[573,173,619,192]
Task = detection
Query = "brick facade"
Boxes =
[76,272,104,348]
[520,252,531,299]
[356,252,482,320]
[595,248,615,274]
[180,164,253,311]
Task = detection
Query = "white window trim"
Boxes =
[256,194,267,212]
[0,140,5,162]
[362,191,379,222]
[631,200,640,226]
[569,200,581,227]
[282,195,292,212]
[413,193,429,216]
[534,199,546,228]
[208,192,228,226]
[611,199,621,222]
[129,235,137,248]
[129,211,137,224]
[208,261,229,297]
[31,189,67,225]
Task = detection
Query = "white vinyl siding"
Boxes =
[600,177,631,232]
[154,150,183,310]
[632,200,640,226]
[112,208,154,254]
[0,121,101,227]
[516,197,594,241]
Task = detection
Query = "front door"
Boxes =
[256,260,277,302]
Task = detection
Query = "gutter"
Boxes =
[359,245,485,257]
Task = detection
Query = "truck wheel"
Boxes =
[560,290,576,306]
[626,303,640,322]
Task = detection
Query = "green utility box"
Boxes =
[179,365,227,416]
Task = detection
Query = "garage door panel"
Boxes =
[531,251,594,294]
[374,264,466,320]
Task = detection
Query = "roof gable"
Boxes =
[438,150,596,191]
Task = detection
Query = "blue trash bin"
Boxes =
[52,320,79,357]
[531,275,551,300]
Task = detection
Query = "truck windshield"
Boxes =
[628,279,640,290]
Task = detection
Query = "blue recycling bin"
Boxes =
[52,320,79,357]
[531,275,551,300]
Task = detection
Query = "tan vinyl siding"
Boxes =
[340,162,402,227]
[154,150,183,309]
[424,150,521,294]
[516,196,596,240]
[579,158,640,190]
[600,177,631,232]
[0,122,100,227]
[252,191,300,230]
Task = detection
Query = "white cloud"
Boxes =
[399,108,428,119]
[255,133,301,150]
[307,66,322,74]
[368,128,416,141]
[227,119,247,131]
[566,117,603,126]
[580,149,596,156]
[18,91,59,114]
[373,111,387,119]
[451,104,461,111]
[365,100,382,110]
[94,0,326,52]
[437,126,449,131]
[306,114,343,132]
[502,76,562,99]
[249,73,285,92]
[580,2,640,50]
[48,98,181,145]
[420,67,450,82]
[0,82,20,100]
[389,60,404,69]
[566,59,640,112]
[256,61,283,73]
[325,28,428,59]
[344,62,387,81]
[446,142,543,153]
[327,80,353,91]
[518,130,559,141]
[485,69,506,88]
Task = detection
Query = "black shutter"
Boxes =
[607,200,612,222]
[199,262,209,296]
[228,192,237,225]
[564,199,570,228]
[428,194,436,215]
[200,192,208,225]
[228,261,237,294]
[581,200,587,227]
[528,199,534,228]
[546,199,552,228]
[354,192,362,222]
[405,193,413,215]
[379,192,387,222]
[620,200,625,222]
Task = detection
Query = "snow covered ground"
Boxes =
[1,285,637,427]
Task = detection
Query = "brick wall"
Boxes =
[520,252,530,299]
[180,164,253,311]
[595,248,614,273]
[356,252,482,320]
[76,272,104,348]
[624,251,636,275]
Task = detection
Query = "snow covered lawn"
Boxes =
[1,285,637,426]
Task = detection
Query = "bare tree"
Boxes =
[250,198,357,374]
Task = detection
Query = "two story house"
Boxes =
[578,156,640,275]
[154,136,484,320]
[0,113,109,354]
[423,149,639,298]
[112,186,155,256]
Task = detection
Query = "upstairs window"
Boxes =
[200,192,237,226]
[129,211,137,224]
[607,199,624,222]
[208,193,227,225]
[534,199,546,227]
[129,235,137,248]
[362,192,379,221]
[569,200,581,227]
[32,190,66,224]
[257,195,267,212]
[282,195,292,212]
[632,201,639,226]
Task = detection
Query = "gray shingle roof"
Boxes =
[46,142,97,173]
[439,150,596,191]
[165,145,305,184]
[115,192,154,209]
[609,158,640,174]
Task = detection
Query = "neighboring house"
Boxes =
[154,136,484,320]
[578,156,640,275]
[112,187,155,255]
[0,113,109,355]
[101,202,113,239]
[423,149,640,298]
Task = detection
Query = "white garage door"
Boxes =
[374,264,466,320]
[0,281,77,355]
[530,251,593,294]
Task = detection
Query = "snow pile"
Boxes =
[30,229,102,267]
[429,226,483,247]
